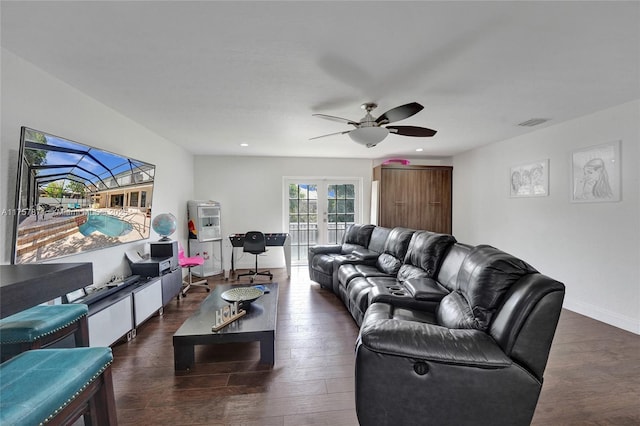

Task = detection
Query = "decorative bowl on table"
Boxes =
[220,287,264,309]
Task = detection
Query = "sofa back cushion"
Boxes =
[436,243,473,292]
[376,227,415,275]
[367,226,391,254]
[435,290,477,329]
[397,231,456,282]
[436,245,537,331]
[340,224,375,254]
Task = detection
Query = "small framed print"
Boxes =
[571,140,621,203]
[510,159,549,198]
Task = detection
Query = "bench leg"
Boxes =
[85,366,118,426]
[47,364,118,426]
[74,315,90,347]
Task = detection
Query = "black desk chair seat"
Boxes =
[237,231,273,283]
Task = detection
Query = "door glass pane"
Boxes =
[288,183,318,263]
[326,184,355,244]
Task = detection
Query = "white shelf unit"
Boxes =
[187,200,223,277]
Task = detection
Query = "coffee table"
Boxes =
[173,282,278,371]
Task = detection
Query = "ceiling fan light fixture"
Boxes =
[349,127,389,147]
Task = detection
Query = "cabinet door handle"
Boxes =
[428,201,442,205]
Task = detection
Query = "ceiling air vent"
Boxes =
[518,118,550,127]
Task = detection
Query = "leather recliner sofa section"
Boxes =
[307,224,565,426]
[307,224,375,289]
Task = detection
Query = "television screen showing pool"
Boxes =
[11,127,156,264]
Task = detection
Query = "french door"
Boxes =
[285,178,362,264]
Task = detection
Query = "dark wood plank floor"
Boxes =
[110,267,640,425]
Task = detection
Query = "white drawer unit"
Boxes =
[88,295,133,347]
[132,278,163,327]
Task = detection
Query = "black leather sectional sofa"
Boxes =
[308,224,565,426]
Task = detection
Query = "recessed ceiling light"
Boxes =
[240,143,249,147]
[415,148,424,152]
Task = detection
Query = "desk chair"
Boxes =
[179,244,210,296]
[237,231,273,283]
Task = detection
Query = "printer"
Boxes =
[126,250,172,278]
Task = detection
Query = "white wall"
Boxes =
[4,46,636,333]
[453,100,640,334]
[193,156,374,268]
[1,49,195,285]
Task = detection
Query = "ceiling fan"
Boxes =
[310,102,437,148]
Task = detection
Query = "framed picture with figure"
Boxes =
[571,140,621,203]
[509,159,549,198]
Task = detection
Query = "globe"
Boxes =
[152,213,177,240]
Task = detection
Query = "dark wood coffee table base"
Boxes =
[173,283,278,372]
[174,329,275,371]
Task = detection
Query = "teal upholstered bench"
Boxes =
[0,304,89,362]
[0,347,117,426]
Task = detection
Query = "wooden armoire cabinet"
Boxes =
[373,164,452,234]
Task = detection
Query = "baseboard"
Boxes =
[563,299,640,335]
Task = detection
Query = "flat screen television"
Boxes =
[11,127,156,264]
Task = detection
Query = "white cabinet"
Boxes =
[189,239,223,277]
[85,274,180,347]
[162,268,182,305]
[132,278,162,327]
[88,295,133,347]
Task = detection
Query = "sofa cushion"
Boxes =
[367,226,391,254]
[439,245,538,331]
[400,231,457,278]
[376,227,415,275]
[339,264,393,289]
[436,291,478,329]
[342,224,375,248]
[436,243,473,292]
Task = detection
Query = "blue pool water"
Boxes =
[79,215,132,237]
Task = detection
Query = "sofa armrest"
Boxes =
[351,248,380,264]
[359,316,511,369]
[403,278,449,301]
[368,284,440,313]
[308,244,342,256]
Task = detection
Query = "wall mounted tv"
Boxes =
[12,127,155,264]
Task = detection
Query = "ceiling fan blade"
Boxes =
[375,102,424,125]
[312,113,359,127]
[386,125,437,137]
[309,130,352,140]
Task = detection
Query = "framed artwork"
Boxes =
[571,140,621,203]
[510,159,549,198]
